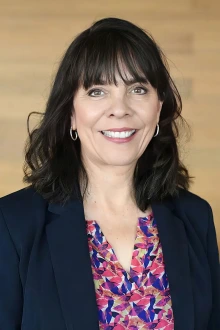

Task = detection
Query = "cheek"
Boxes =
[74,104,100,129]
[73,102,88,124]
[142,106,159,125]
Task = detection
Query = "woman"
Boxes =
[0,17,219,330]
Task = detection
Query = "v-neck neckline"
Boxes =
[86,213,154,285]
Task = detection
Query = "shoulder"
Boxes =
[160,187,212,223]
[174,187,211,212]
[0,185,47,219]
[0,185,40,207]
[0,185,46,210]
[173,187,212,221]
[0,186,47,221]
[0,186,47,252]
[170,188,214,243]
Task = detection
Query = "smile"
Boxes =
[100,130,138,144]
[101,130,136,138]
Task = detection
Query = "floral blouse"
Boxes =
[86,212,174,329]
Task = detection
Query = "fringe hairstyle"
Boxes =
[23,17,194,210]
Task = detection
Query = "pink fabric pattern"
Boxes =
[86,212,174,329]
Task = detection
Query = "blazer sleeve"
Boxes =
[206,202,220,330]
[0,206,23,329]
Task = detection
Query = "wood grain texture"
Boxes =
[0,0,219,246]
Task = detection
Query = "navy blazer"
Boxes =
[0,186,219,330]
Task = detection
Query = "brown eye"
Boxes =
[87,89,104,97]
[132,87,148,94]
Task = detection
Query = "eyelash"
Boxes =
[87,86,148,97]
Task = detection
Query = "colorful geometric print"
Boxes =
[86,212,174,329]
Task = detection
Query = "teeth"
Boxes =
[101,130,136,138]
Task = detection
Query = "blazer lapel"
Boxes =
[151,199,194,330]
[46,198,99,330]
[46,196,194,330]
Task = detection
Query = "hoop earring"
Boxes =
[153,124,159,137]
[70,128,78,141]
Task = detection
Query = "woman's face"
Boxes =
[71,71,163,168]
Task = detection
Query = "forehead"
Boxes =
[100,62,147,84]
[78,78,149,93]
[77,56,150,92]
[80,72,149,89]
[105,71,138,84]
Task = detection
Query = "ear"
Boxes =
[157,100,163,123]
[70,109,76,130]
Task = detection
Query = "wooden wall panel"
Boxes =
[0,0,220,245]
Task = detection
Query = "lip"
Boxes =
[100,129,138,144]
[99,127,137,132]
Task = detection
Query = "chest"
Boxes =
[84,206,153,273]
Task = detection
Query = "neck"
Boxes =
[79,163,137,214]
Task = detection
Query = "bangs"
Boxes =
[74,31,160,91]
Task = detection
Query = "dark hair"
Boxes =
[23,17,194,210]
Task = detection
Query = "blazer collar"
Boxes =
[46,196,194,330]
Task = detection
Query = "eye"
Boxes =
[87,86,148,97]
[87,89,104,97]
[131,86,148,94]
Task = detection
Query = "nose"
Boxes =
[107,97,132,118]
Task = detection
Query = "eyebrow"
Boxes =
[91,77,149,86]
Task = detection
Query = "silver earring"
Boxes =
[153,124,159,137]
[70,127,78,141]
